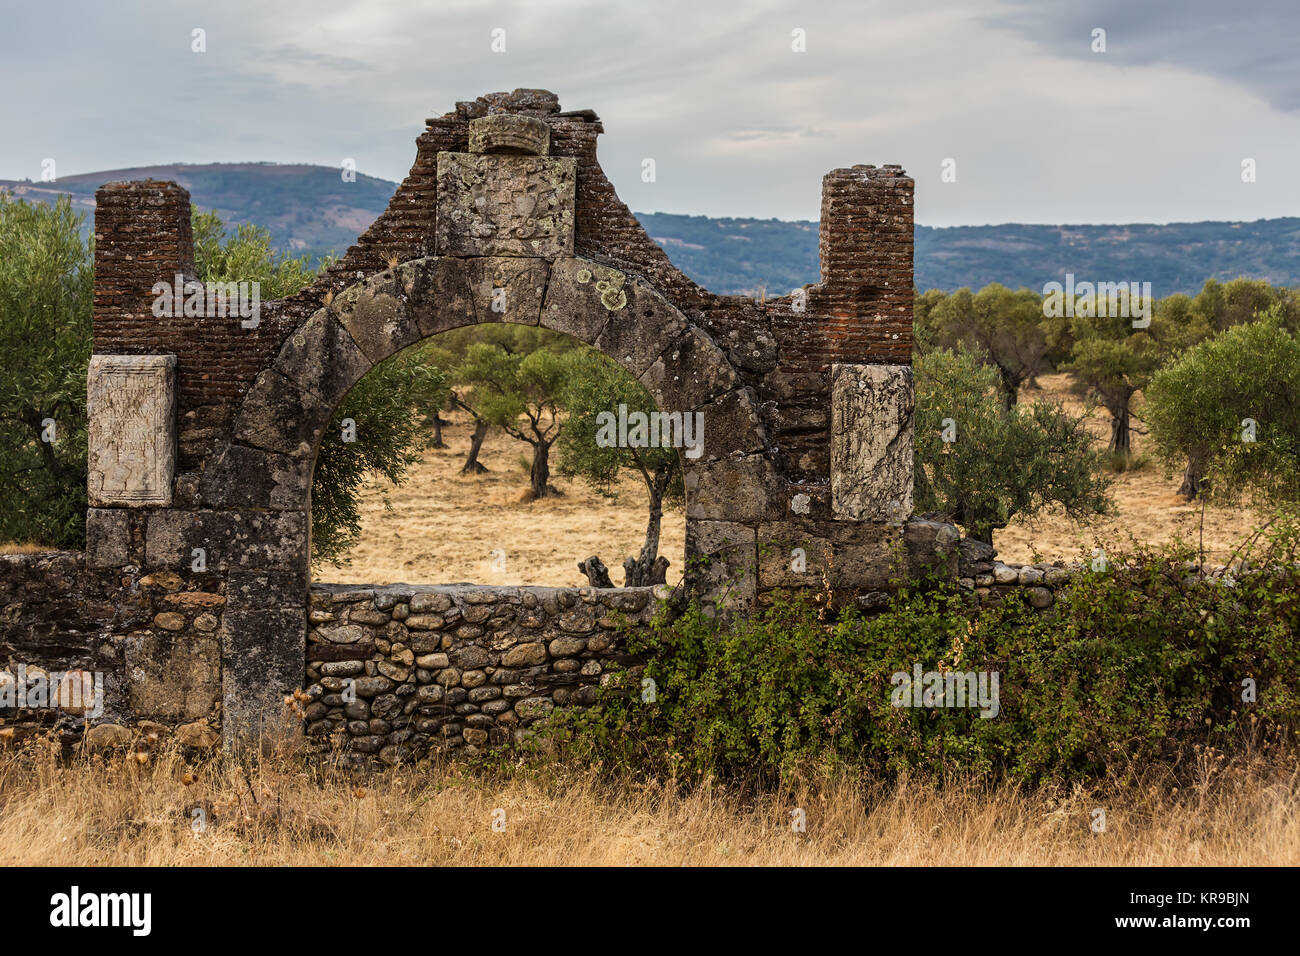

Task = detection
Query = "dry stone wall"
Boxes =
[305,584,657,765]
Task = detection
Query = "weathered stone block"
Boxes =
[435,152,575,258]
[468,113,550,156]
[467,257,549,325]
[86,508,131,568]
[593,276,689,378]
[273,309,372,406]
[541,257,615,344]
[333,269,423,363]
[233,369,331,458]
[220,607,306,749]
[200,443,309,510]
[694,388,767,463]
[639,327,742,412]
[758,519,904,591]
[404,257,477,337]
[685,454,780,523]
[830,363,914,522]
[902,518,961,581]
[123,628,221,722]
[87,354,177,507]
[144,510,306,572]
[685,520,757,607]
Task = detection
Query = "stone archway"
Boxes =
[209,250,771,751]
[68,90,932,754]
[225,254,769,504]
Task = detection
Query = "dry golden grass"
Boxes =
[995,374,1263,565]
[1,741,1296,865]
[0,541,55,555]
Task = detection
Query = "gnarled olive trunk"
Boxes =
[528,439,556,498]
[1178,452,1207,499]
[623,465,673,586]
[1108,403,1131,455]
[461,418,490,474]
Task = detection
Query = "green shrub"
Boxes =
[546,535,1300,787]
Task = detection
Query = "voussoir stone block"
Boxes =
[329,270,422,365]
[595,276,689,378]
[403,257,477,336]
[435,151,575,258]
[87,354,177,507]
[468,257,549,326]
[542,257,616,345]
[273,309,373,407]
[639,327,742,412]
[830,363,914,523]
[544,257,687,375]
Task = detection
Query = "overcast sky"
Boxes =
[2,0,1297,226]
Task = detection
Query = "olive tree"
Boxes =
[0,195,92,549]
[1145,309,1300,507]
[557,349,683,585]
[914,344,1113,544]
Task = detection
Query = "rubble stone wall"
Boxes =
[303,584,657,765]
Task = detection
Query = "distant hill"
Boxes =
[0,163,396,265]
[4,163,1298,296]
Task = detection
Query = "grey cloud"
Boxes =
[991,0,1300,111]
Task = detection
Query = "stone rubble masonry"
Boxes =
[303,583,658,767]
[0,551,223,746]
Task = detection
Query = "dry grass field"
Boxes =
[320,375,1264,586]
[313,410,688,587]
[1,378,1293,868]
[1,741,1296,866]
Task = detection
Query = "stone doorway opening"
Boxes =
[307,323,691,591]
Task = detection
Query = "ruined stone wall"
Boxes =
[0,87,933,750]
[0,551,222,747]
[304,583,657,765]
